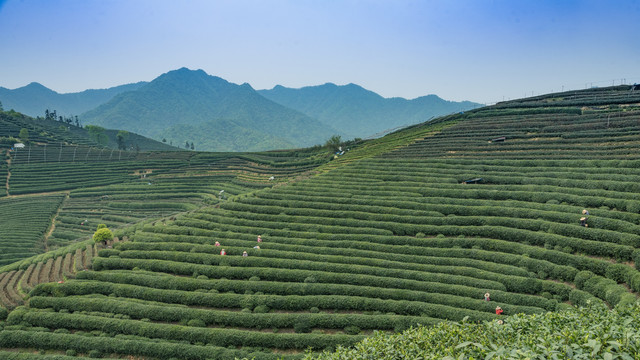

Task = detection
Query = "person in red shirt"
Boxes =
[220,249,226,256]
[257,235,262,243]
[214,241,220,246]
[495,306,503,315]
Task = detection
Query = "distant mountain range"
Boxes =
[81,68,336,151]
[0,68,481,151]
[259,83,479,138]
[0,81,147,118]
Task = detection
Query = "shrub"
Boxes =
[540,292,553,300]
[605,264,631,283]
[294,321,312,333]
[633,249,640,271]
[253,305,270,313]
[187,319,206,327]
[394,324,408,333]
[574,271,594,289]
[344,326,361,335]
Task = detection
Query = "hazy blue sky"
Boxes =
[0,0,638,104]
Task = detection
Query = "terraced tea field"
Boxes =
[0,195,65,266]
[0,85,639,359]
[0,146,328,268]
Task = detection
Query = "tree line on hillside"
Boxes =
[42,109,81,128]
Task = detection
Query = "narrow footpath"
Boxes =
[42,193,69,252]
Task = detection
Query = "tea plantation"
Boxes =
[0,85,639,359]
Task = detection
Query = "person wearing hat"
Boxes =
[242,251,248,257]
[484,292,490,301]
[220,249,226,256]
[495,306,503,315]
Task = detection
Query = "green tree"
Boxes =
[18,128,29,143]
[0,100,3,111]
[325,135,343,152]
[116,130,129,150]
[86,125,109,146]
[93,227,113,245]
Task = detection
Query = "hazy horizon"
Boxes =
[1,0,638,105]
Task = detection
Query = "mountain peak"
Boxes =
[23,82,54,92]
[26,82,46,88]
[164,67,207,77]
[80,70,336,151]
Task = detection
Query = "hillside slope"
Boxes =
[82,68,338,151]
[258,83,480,138]
[1,85,640,359]
[0,82,147,118]
[0,110,179,151]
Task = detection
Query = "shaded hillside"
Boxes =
[258,82,480,138]
[82,68,338,151]
[1,85,640,359]
[0,82,146,118]
[158,119,296,152]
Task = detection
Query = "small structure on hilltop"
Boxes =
[462,178,484,184]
